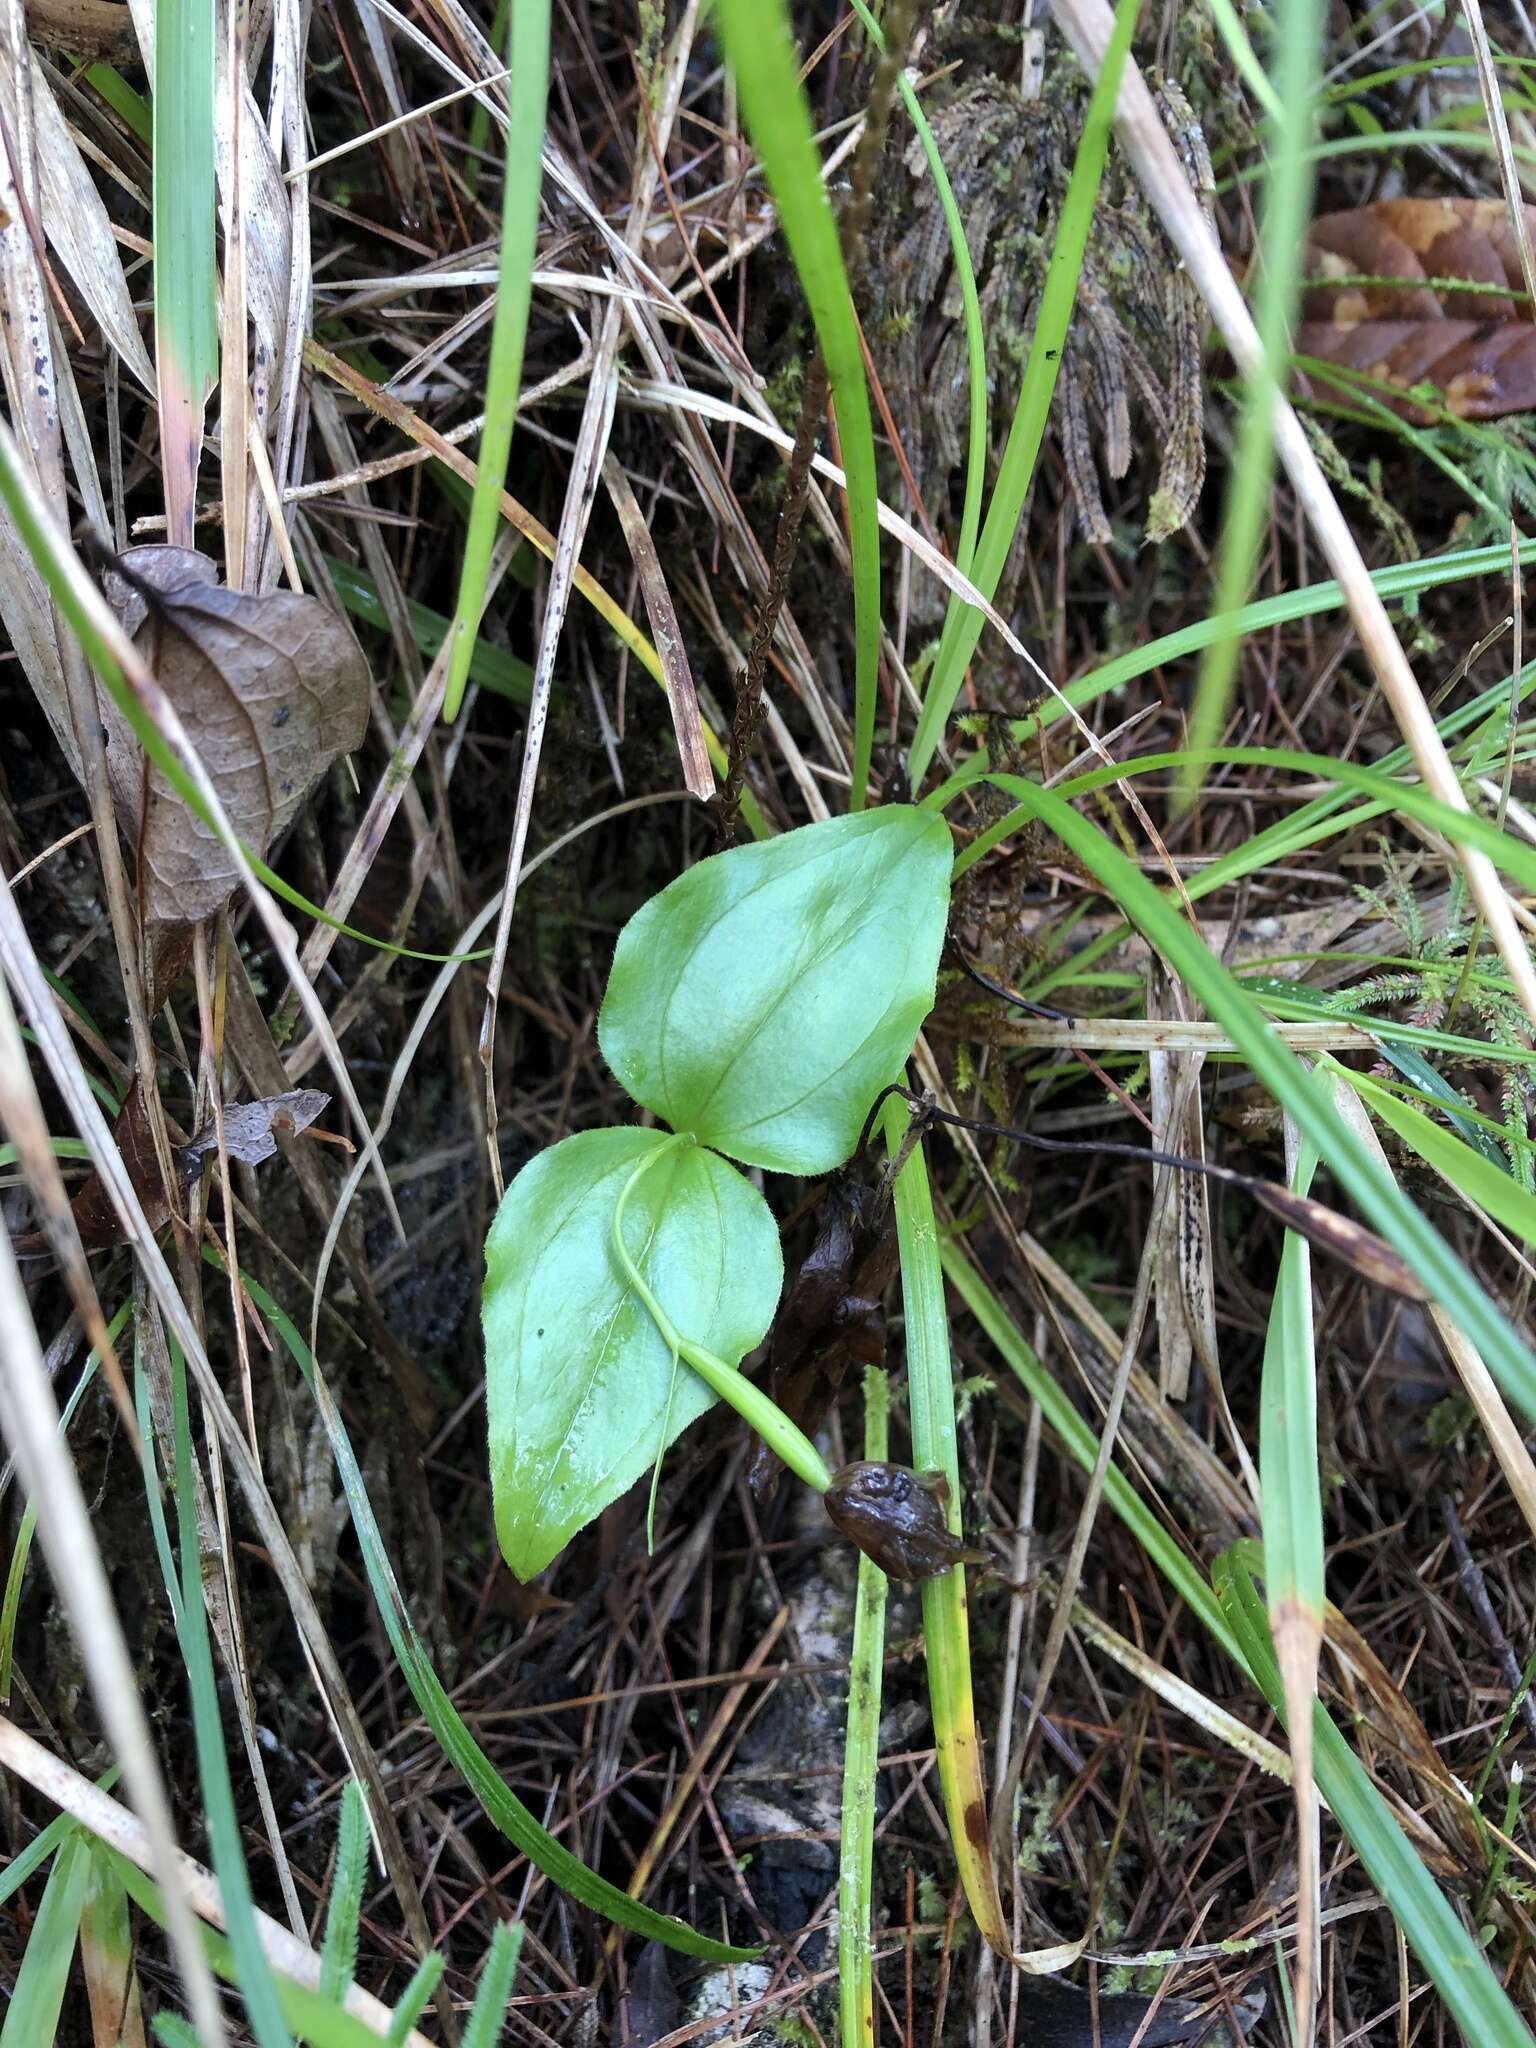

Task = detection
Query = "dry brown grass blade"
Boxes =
[603,454,714,800]
[304,338,660,677]
[0,1717,436,2048]
[477,361,618,1194]
[1148,973,1214,1403]
[1052,0,1536,1034]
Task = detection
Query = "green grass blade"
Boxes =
[946,1252,1536,2046]
[713,0,881,811]
[327,555,534,704]
[463,1920,523,2048]
[1345,1068,1536,1243]
[319,1780,368,2005]
[1260,1132,1326,1645]
[441,0,549,722]
[387,1953,446,2044]
[882,1095,1010,1953]
[0,1828,90,2048]
[85,64,151,144]
[905,0,1139,789]
[1214,1545,1534,2047]
[987,540,1536,744]
[213,1251,757,1962]
[152,0,217,542]
[847,0,986,581]
[984,772,1536,1429]
[157,1327,291,2047]
[838,1364,889,2048]
[1050,747,1536,900]
[937,1243,1240,1658]
[1188,0,1321,781]
[1259,1129,1325,2045]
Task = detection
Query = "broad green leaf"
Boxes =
[598,808,953,1174]
[484,1127,782,1579]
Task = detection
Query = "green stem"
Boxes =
[611,1138,834,1495]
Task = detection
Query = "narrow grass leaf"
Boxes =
[985,773,1536,1430]
[0,1827,91,2048]
[1260,1126,1325,2048]
[1345,1067,1536,1244]
[152,0,218,542]
[839,1365,888,2048]
[319,1780,368,2005]
[442,0,548,721]
[882,1094,1010,1954]
[387,1954,446,2045]
[947,1249,1536,2046]
[713,0,881,810]
[1188,0,1321,779]
[1215,1544,1534,2048]
[463,1921,524,2048]
[326,555,533,704]
[998,540,1536,743]
[848,0,987,580]
[905,0,1139,789]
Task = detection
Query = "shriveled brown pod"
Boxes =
[824,1461,990,1582]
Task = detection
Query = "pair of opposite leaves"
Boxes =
[483,806,954,1583]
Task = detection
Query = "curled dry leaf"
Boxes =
[15,1084,334,1256]
[101,546,370,927]
[1297,197,1536,419]
[180,1087,332,1176]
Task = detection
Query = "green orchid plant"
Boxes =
[481,804,955,1579]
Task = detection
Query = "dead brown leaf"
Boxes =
[100,546,370,928]
[15,1083,333,1256]
[1297,197,1536,419]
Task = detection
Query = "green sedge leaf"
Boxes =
[597,808,953,1175]
[484,1128,782,1580]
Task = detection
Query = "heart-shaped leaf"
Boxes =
[597,806,952,1175]
[484,1127,783,1581]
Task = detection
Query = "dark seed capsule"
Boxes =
[824,1460,990,1582]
